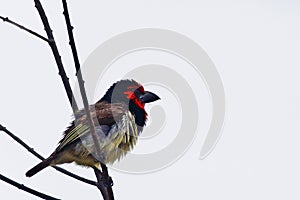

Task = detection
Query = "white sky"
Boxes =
[0,0,300,199]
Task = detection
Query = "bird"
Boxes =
[26,79,160,177]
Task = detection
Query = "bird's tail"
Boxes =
[26,158,52,177]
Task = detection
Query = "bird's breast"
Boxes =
[75,111,142,165]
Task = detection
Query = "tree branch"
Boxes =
[2,1,115,199]
[61,1,114,199]
[94,168,114,199]
[33,0,78,114]
[0,173,60,200]
[0,123,97,187]
[0,15,50,42]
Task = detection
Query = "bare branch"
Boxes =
[0,173,60,200]
[2,1,115,199]
[97,165,114,200]
[94,168,114,199]
[0,123,97,187]
[33,1,115,199]
[61,1,114,199]
[33,0,78,113]
[0,15,50,42]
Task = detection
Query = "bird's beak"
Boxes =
[139,91,160,103]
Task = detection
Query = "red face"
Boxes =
[123,85,145,109]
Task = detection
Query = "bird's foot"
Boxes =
[102,176,114,187]
[93,166,114,187]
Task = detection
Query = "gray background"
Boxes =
[0,0,300,199]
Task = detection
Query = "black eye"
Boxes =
[134,89,143,98]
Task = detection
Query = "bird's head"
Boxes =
[99,79,160,126]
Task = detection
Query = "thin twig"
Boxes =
[61,1,114,199]
[0,123,97,187]
[0,173,60,200]
[2,1,112,199]
[33,1,114,199]
[0,15,50,42]
[33,0,78,113]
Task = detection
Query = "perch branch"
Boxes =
[0,173,60,200]
[0,15,50,42]
[61,0,114,199]
[94,168,112,199]
[0,123,97,187]
[33,0,78,113]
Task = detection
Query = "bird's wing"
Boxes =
[55,102,128,152]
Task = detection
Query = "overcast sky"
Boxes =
[1,0,300,199]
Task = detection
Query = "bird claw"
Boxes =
[102,176,114,187]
